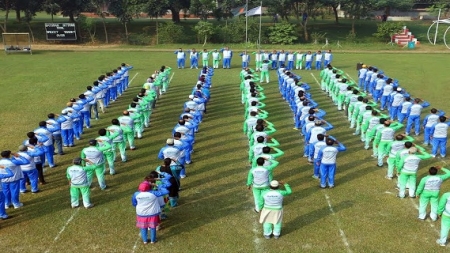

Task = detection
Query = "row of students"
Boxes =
[321,64,450,247]
[0,64,133,221]
[131,66,213,245]
[174,48,333,71]
[277,66,347,189]
[240,67,292,240]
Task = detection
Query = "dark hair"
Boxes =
[429,167,438,175]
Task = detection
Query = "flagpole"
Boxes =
[258,2,262,49]
[245,0,248,47]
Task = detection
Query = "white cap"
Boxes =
[397,87,402,91]
[189,95,194,99]
[166,138,174,145]
[270,180,279,188]
[151,74,156,78]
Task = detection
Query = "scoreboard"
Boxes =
[45,23,77,41]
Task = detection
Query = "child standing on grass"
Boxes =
[132,177,170,245]
[258,180,291,239]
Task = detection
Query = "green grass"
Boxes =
[0,51,449,252]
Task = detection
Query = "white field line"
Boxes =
[310,73,321,87]
[310,72,352,252]
[325,194,353,253]
[168,72,175,84]
[128,72,139,86]
[253,218,264,252]
[44,208,80,253]
[131,235,141,253]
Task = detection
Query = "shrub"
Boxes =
[268,22,297,45]
[373,22,404,42]
[158,22,183,44]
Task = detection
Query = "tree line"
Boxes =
[0,0,448,43]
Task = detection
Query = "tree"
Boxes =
[264,0,292,21]
[56,0,91,22]
[108,0,141,42]
[193,21,215,45]
[42,0,61,21]
[91,0,110,43]
[340,0,374,34]
[144,0,189,23]
[22,0,44,42]
[427,1,450,17]
[268,21,297,44]
[77,14,97,43]
[373,0,414,16]
[320,0,340,24]
[190,0,216,20]
[143,0,168,44]
[0,0,13,32]
[289,0,322,42]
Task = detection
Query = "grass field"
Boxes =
[0,51,449,252]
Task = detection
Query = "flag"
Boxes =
[246,6,262,17]
[231,4,247,17]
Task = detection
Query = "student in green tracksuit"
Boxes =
[247,157,278,213]
[118,111,135,150]
[260,60,272,84]
[437,191,450,246]
[385,134,414,179]
[416,166,450,221]
[374,120,404,166]
[128,103,144,139]
[295,52,304,70]
[199,49,210,67]
[252,51,263,71]
[81,139,111,190]
[397,146,432,198]
[96,128,118,175]
[258,180,292,239]
[107,119,127,162]
[249,136,280,163]
[66,157,96,208]
[211,49,221,69]
[251,146,284,168]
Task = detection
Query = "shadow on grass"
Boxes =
[282,200,354,236]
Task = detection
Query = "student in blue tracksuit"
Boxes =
[389,87,404,120]
[239,51,250,68]
[431,116,450,158]
[304,51,313,70]
[316,138,346,188]
[314,50,323,70]
[423,108,445,145]
[324,50,333,66]
[358,65,368,90]
[405,98,430,136]
[0,151,29,209]
[34,121,55,168]
[174,48,186,69]
[277,50,287,68]
[0,166,14,219]
[188,49,199,69]
[46,113,64,155]
[269,50,278,70]
[309,134,330,179]
[18,144,44,194]
[220,47,233,69]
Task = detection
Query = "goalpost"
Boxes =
[2,33,32,55]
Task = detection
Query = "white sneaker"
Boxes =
[14,203,24,209]
[436,239,446,247]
